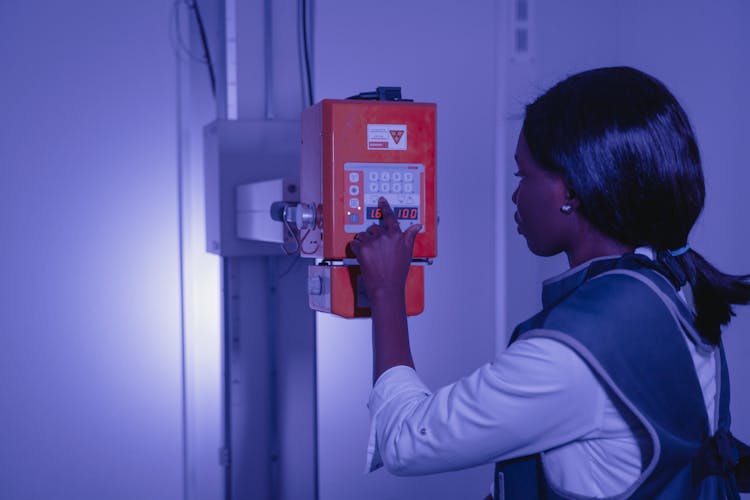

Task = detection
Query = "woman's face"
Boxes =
[512,132,572,257]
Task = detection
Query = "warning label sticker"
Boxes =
[367,124,407,150]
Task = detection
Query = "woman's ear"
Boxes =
[565,186,581,210]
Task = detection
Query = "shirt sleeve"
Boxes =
[366,334,606,475]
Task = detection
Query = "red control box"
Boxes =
[301,99,437,317]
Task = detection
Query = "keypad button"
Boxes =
[392,183,402,193]
[349,198,359,208]
[404,184,413,193]
[380,183,390,193]
[349,172,360,182]
[367,195,379,205]
[369,172,379,181]
[369,183,379,192]
[349,185,360,195]
[349,213,360,223]
[392,172,402,182]
[380,172,390,181]
[404,172,414,182]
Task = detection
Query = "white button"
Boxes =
[349,172,360,182]
[407,195,416,203]
[349,185,359,195]
[349,198,359,208]
[368,195,379,204]
[404,184,413,193]
[380,183,390,193]
[392,172,402,182]
[369,171,379,181]
[380,171,390,181]
[392,183,402,193]
[404,172,414,182]
[369,183,379,192]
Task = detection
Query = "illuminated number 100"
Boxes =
[395,208,418,220]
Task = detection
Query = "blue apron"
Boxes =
[494,254,750,499]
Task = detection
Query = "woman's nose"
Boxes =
[512,186,518,205]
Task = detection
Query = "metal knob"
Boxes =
[295,203,316,230]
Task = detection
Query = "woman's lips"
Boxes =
[514,212,522,233]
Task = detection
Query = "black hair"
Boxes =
[522,66,750,344]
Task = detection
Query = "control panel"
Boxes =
[342,162,424,234]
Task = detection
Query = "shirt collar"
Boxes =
[540,247,654,308]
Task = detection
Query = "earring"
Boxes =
[560,204,573,215]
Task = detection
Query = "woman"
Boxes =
[349,67,750,499]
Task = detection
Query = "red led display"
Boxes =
[366,206,419,220]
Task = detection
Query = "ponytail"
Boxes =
[680,250,750,344]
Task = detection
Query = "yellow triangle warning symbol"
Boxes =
[390,130,404,144]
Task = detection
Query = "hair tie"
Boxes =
[669,244,691,257]
[656,249,688,289]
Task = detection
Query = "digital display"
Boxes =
[366,206,419,220]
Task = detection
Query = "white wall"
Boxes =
[314,1,499,498]
[0,2,184,499]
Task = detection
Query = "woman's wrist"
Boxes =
[367,286,406,306]
[368,288,406,313]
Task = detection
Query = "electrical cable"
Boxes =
[281,218,301,255]
[189,0,217,98]
[298,228,319,255]
[169,0,208,64]
[277,255,302,280]
[301,0,314,106]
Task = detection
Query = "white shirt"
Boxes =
[366,253,718,498]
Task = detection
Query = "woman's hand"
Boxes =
[348,197,421,301]
[349,197,421,382]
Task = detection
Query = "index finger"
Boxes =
[378,196,401,232]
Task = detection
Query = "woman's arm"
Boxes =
[367,337,608,475]
[348,197,421,383]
